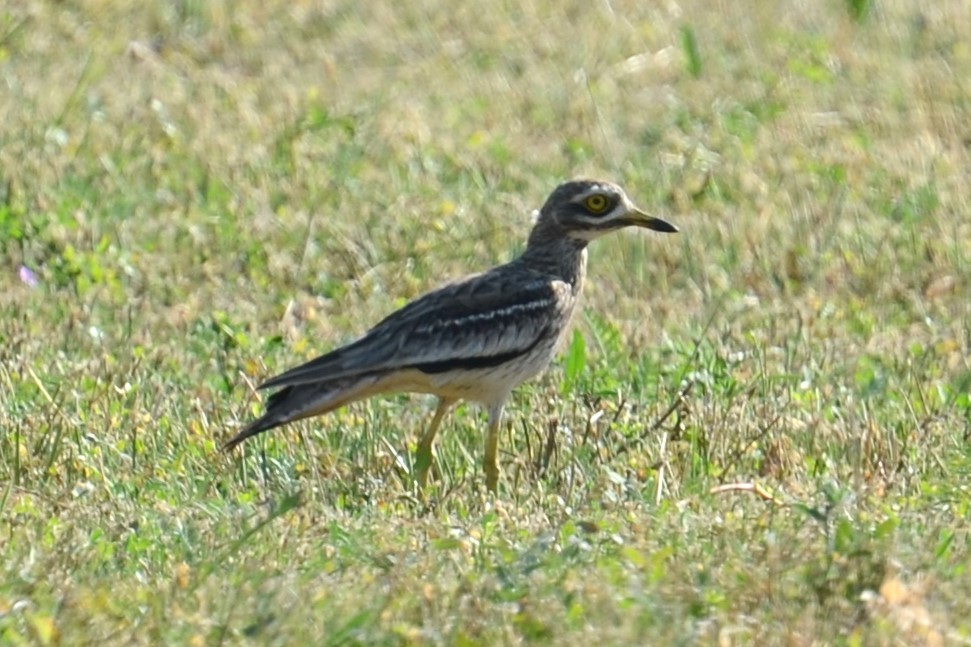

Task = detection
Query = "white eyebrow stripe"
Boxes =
[571,184,615,201]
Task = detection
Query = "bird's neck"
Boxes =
[521,231,588,293]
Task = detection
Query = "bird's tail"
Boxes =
[223,374,383,451]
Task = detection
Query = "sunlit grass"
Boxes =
[1,0,969,644]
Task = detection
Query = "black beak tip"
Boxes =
[651,218,679,233]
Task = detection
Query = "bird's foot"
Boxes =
[414,444,435,490]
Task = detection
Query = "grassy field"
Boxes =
[2,0,970,644]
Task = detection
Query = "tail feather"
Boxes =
[222,386,299,451]
[223,374,384,451]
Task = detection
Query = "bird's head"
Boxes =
[533,179,677,244]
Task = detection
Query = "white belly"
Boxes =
[425,333,562,405]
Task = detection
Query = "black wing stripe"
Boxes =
[411,325,550,374]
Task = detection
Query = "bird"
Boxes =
[224,179,677,492]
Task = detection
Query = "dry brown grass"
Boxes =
[1,0,969,644]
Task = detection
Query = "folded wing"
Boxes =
[258,267,566,390]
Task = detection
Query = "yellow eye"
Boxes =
[584,194,609,214]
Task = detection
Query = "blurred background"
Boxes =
[1,1,969,644]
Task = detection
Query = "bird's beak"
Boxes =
[623,208,679,233]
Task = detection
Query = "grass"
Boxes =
[1,0,970,644]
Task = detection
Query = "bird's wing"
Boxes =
[258,267,569,390]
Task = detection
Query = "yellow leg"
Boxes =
[415,398,454,488]
[483,404,505,493]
